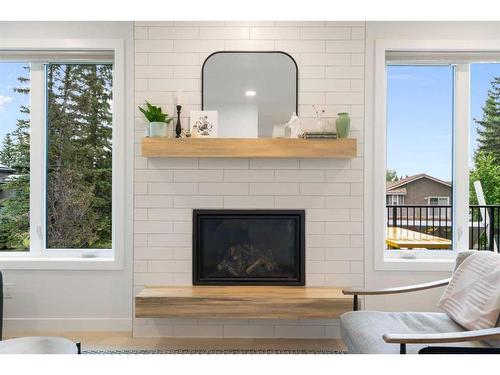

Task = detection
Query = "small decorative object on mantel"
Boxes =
[272,124,286,138]
[285,112,301,138]
[326,118,336,133]
[335,112,351,139]
[190,110,218,138]
[175,90,183,138]
[300,131,337,140]
[312,105,326,131]
[138,101,173,138]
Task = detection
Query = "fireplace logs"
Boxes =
[217,244,278,277]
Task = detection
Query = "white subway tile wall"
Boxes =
[134,21,365,339]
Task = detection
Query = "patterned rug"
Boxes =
[83,349,345,354]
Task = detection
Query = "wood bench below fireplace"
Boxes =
[135,286,353,320]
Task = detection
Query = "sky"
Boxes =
[0,62,29,144]
[387,63,500,182]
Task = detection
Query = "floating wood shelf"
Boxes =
[135,286,352,320]
[141,137,357,158]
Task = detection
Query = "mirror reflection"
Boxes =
[202,52,298,138]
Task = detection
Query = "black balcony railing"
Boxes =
[469,205,500,251]
[386,205,500,251]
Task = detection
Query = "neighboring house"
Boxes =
[386,173,452,206]
[0,164,15,199]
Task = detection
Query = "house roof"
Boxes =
[387,173,451,192]
[387,188,407,195]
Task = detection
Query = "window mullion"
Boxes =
[29,62,46,256]
[453,64,470,251]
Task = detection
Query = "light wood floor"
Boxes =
[5,331,346,352]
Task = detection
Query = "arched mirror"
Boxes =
[202,51,298,138]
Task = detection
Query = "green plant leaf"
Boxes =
[138,106,151,122]
[138,101,172,123]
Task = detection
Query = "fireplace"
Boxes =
[193,210,305,285]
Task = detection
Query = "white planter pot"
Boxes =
[149,121,168,137]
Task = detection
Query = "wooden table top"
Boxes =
[386,227,451,249]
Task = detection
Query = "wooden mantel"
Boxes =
[141,137,357,158]
[135,286,353,320]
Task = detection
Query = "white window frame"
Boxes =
[370,39,500,271]
[0,39,126,270]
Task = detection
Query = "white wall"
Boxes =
[0,22,135,332]
[133,21,365,338]
[363,21,500,311]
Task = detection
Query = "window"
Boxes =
[45,63,113,249]
[0,62,30,252]
[372,41,500,269]
[386,63,454,252]
[0,43,124,268]
[469,62,500,252]
[428,197,450,206]
[386,195,405,205]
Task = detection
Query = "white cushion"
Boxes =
[438,251,500,331]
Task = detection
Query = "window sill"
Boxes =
[376,250,457,272]
[0,256,122,270]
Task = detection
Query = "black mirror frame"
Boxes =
[201,51,299,115]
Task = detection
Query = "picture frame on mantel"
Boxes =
[190,110,218,138]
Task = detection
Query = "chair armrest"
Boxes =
[342,278,450,296]
[383,327,500,344]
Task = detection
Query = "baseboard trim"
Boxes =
[132,322,341,339]
[4,317,132,333]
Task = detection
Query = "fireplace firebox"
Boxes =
[193,210,305,285]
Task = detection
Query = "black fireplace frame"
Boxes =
[192,209,305,286]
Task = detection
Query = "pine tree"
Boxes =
[73,64,113,245]
[0,134,17,167]
[46,63,113,248]
[475,77,500,164]
[470,76,500,206]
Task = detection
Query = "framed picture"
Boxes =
[190,110,218,138]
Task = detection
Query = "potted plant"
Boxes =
[138,101,173,138]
